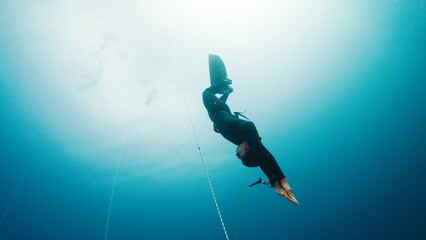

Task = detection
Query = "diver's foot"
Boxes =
[275,178,299,205]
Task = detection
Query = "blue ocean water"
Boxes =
[1,1,425,239]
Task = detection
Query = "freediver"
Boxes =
[202,55,299,205]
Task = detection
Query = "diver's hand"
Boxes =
[275,178,299,205]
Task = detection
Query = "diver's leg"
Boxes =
[202,87,232,122]
[202,87,231,110]
[219,86,233,102]
[202,87,219,106]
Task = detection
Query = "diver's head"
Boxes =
[236,141,250,160]
[236,141,260,167]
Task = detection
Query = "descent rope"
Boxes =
[183,92,230,240]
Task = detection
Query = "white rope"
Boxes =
[104,146,124,240]
[0,147,42,229]
[183,92,230,240]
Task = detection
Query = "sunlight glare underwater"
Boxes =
[4,0,375,173]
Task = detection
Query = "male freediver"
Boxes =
[202,54,298,205]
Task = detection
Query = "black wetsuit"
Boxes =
[202,86,286,185]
